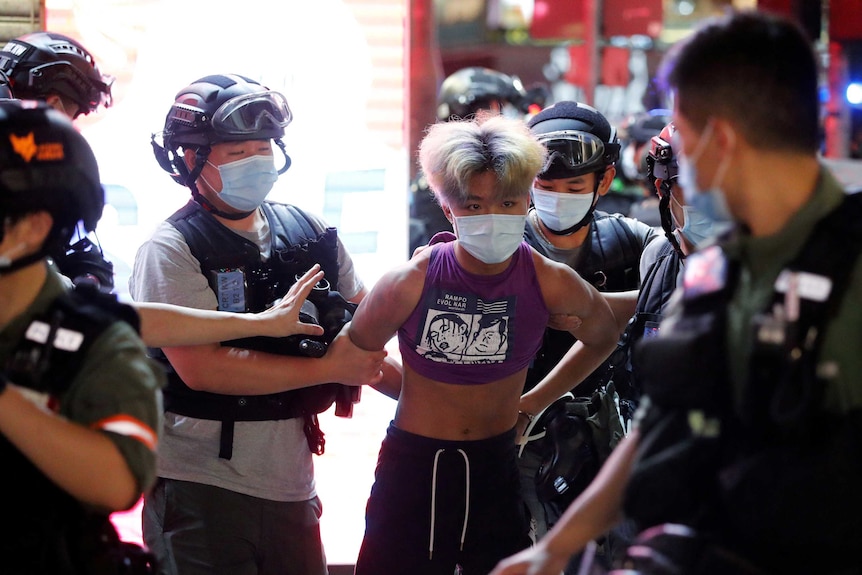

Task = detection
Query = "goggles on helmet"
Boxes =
[212,91,292,136]
[536,130,608,178]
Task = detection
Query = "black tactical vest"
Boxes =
[625,193,862,573]
[2,285,148,574]
[524,211,648,393]
[154,200,346,458]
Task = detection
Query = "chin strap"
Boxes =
[0,250,46,276]
[658,182,685,258]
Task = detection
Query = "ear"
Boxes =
[7,211,54,252]
[597,166,616,197]
[440,201,454,224]
[712,118,738,153]
[182,147,197,171]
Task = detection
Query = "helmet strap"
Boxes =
[274,139,292,174]
[658,183,684,257]
[0,249,46,277]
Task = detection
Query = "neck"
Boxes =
[531,210,590,249]
[0,260,47,329]
[214,207,263,232]
[733,150,820,237]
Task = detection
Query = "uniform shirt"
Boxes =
[0,268,163,494]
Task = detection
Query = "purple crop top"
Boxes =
[398,241,551,385]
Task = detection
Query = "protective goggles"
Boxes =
[536,130,609,177]
[212,91,292,136]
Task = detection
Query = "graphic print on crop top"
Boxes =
[414,287,514,365]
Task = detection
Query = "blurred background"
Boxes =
[2,0,861,568]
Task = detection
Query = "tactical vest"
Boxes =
[2,284,151,574]
[524,211,646,393]
[625,193,862,573]
[155,200,345,458]
[608,240,681,400]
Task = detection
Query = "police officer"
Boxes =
[0,100,162,573]
[492,10,862,575]
[0,32,332,348]
[132,73,391,575]
[516,102,657,556]
[0,31,116,289]
[409,67,538,254]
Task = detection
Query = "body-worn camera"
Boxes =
[647,135,676,181]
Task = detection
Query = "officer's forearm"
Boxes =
[0,385,139,511]
[541,430,638,557]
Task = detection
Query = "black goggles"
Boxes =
[536,130,608,177]
[212,91,292,136]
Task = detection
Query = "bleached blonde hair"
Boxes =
[418,114,547,207]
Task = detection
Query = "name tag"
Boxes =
[216,269,246,312]
[774,270,832,302]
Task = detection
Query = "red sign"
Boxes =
[603,0,663,38]
[530,0,586,40]
[830,0,862,41]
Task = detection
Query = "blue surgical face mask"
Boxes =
[531,187,595,232]
[676,121,734,242]
[207,154,278,212]
[671,194,722,248]
[453,213,527,264]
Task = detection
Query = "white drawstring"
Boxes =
[428,448,472,559]
[429,449,443,560]
[457,449,470,551]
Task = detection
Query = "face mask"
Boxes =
[671,195,721,248]
[531,187,595,232]
[207,154,278,212]
[677,121,734,240]
[453,213,526,264]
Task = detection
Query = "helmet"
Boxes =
[436,67,526,121]
[0,32,113,118]
[0,71,12,99]
[527,101,620,180]
[153,74,293,191]
[0,100,103,249]
[161,74,292,150]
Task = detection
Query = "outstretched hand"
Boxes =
[255,265,326,338]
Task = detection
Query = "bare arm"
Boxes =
[602,289,639,333]
[520,255,620,416]
[491,430,639,575]
[347,257,428,398]
[0,385,139,510]
[135,265,326,347]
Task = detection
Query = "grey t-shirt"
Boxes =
[129,205,363,501]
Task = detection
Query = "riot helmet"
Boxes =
[527,101,620,235]
[152,74,293,218]
[0,100,103,272]
[436,67,527,121]
[0,32,113,118]
[528,101,620,180]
